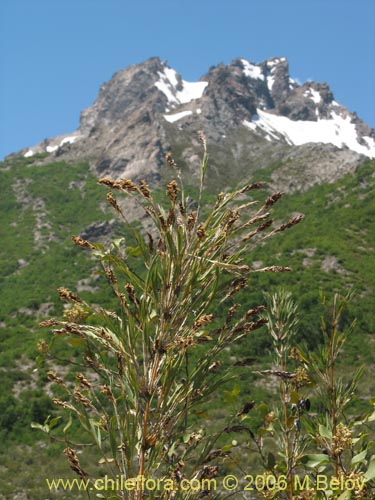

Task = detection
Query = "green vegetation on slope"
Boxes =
[0,153,374,498]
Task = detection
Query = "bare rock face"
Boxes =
[18,55,375,192]
[80,57,166,133]
[73,57,169,181]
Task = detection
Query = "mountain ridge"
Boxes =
[11,55,375,192]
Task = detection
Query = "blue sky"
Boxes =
[0,0,374,160]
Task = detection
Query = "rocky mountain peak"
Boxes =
[79,57,167,135]
[19,56,375,191]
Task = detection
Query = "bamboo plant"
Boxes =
[38,137,304,499]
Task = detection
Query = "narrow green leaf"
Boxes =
[319,423,332,439]
[221,444,233,453]
[364,458,375,482]
[126,245,142,257]
[267,452,276,469]
[351,449,367,465]
[301,453,330,468]
[63,413,73,434]
[337,491,351,500]
[109,416,118,459]
[31,422,48,433]
[48,416,62,430]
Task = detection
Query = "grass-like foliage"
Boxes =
[36,143,375,500]
[242,290,375,500]
[37,138,305,499]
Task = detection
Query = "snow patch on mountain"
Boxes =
[60,135,79,146]
[267,57,287,67]
[244,109,375,158]
[23,135,80,158]
[304,89,321,104]
[155,66,208,108]
[163,110,193,123]
[267,75,275,91]
[241,59,264,80]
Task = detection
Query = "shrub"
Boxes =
[38,140,304,499]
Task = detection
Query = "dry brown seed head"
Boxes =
[146,232,154,254]
[196,335,212,343]
[226,304,238,322]
[259,369,296,379]
[246,305,266,317]
[139,179,151,199]
[197,130,207,149]
[85,355,104,371]
[289,347,301,361]
[63,304,87,323]
[256,266,292,273]
[257,220,273,232]
[194,314,214,328]
[244,318,268,333]
[99,415,108,430]
[76,373,92,389]
[101,384,114,401]
[98,177,118,188]
[215,192,225,208]
[57,287,82,303]
[157,212,167,230]
[106,191,121,212]
[224,209,240,231]
[179,201,186,217]
[200,465,219,479]
[245,212,270,227]
[117,292,128,308]
[47,370,66,387]
[51,328,67,336]
[240,181,266,193]
[166,180,180,203]
[165,151,177,169]
[73,388,94,408]
[118,178,138,192]
[52,398,75,411]
[171,336,196,350]
[63,323,86,337]
[265,192,283,207]
[102,309,118,320]
[230,277,248,295]
[71,236,94,249]
[64,447,88,480]
[196,223,206,240]
[106,268,117,284]
[37,339,50,353]
[142,433,158,450]
[99,328,113,343]
[167,208,176,226]
[292,367,310,388]
[39,318,59,328]
[117,354,123,376]
[268,214,304,236]
[242,219,273,242]
[208,361,222,371]
[332,423,352,456]
[289,347,309,365]
[125,283,136,303]
[144,206,156,218]
[187,211,196,231]
[157,238,166,253]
